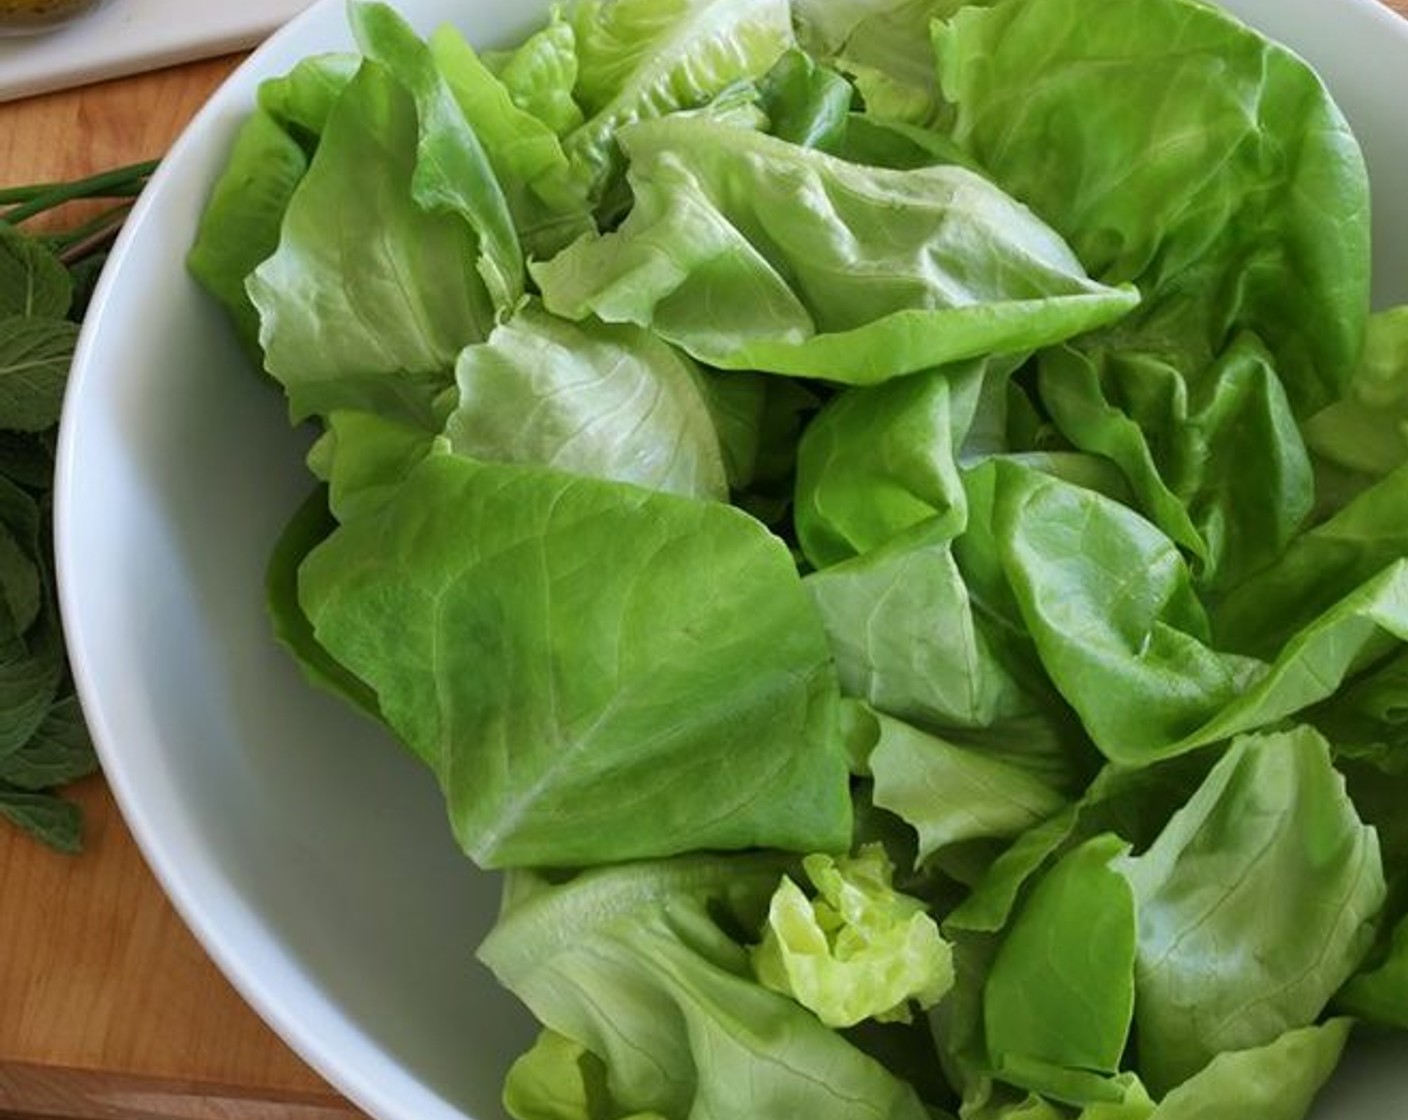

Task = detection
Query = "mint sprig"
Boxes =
[0,158,156,852]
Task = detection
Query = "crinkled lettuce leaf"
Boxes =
[1149,1020,1352,1120]
[247,61,494,423]
[444,302,729,500]
[314,408,446,523]
[1305,306,1408,516]
[564,0,794,199]
[804,523,1036,733]
[533,116,1138,384]
[754,48,854,151]
[503,1029,668,1120]
[256,52,360,143]
[1212,462,1408,659]
[349,1,523,308]
[1038,333,1313,591]
[791,0,971,127]
[959,458,1408,765]
[934,0,1369,415]
[793,360,988,568]
[962,458,1262,760]
[426,20,594,258]
[944,755,1214,937]
[751,844,953,1028]
[487,7,584,137]
[970,1020,1352,1120]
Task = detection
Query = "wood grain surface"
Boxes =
[2,1,1407,1118]
[0,54,362,1120]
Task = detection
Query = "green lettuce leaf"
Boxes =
[1304,306,1408,524]
[754,48,854,151]
[983,834,1136,1106]
[265,485,383,719]
[1212,463,1408,660]
[868,711,1067,864]
[751,844,953,1028]
[187,109,308,359]
[256,52,360,143]
[349,1,523,308]
[565,0,794,199]
[957,459,1408,765]
[944,755,1214,937]
[426,21,593,258]
[299,453,850,867]
[793,360,989,568]
[534,116,1138,384]
[504,1028,669,1120]
[832,112,979,173]
[248,61,494,423]
[487,8,584,137]
[1337,911,1408,1030]
[791,0,969,127]
[444,302,729,500]
[964,458,1261,760]
[1149,1020,1352,1120]
[803,522,1035,733]
[934,0,1369,415]
[1038,333,1313,591]
[964,1020,1351,1120]
[313,408,446,523]
[1123,727,1383,1094]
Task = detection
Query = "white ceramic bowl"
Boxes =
[54,1,1408,1118]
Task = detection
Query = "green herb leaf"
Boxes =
[0,315,80,431]
[0,695,97,791]
[0,780,82,853]
[0,224,72,320]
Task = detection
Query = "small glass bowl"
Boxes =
[0,0,106,36]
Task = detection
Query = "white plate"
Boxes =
[52,1,1408,1119]
[0,0,311,103]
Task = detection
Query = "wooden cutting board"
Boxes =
[2,2,1408,1118]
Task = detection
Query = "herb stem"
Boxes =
[56,209,132,267]
[44,202,134,258]
[0,159,158,226]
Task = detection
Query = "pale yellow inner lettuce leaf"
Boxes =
[751,844,953,1028]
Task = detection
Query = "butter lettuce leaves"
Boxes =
[184,0,1408,1115]
[480,855,935,1120]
